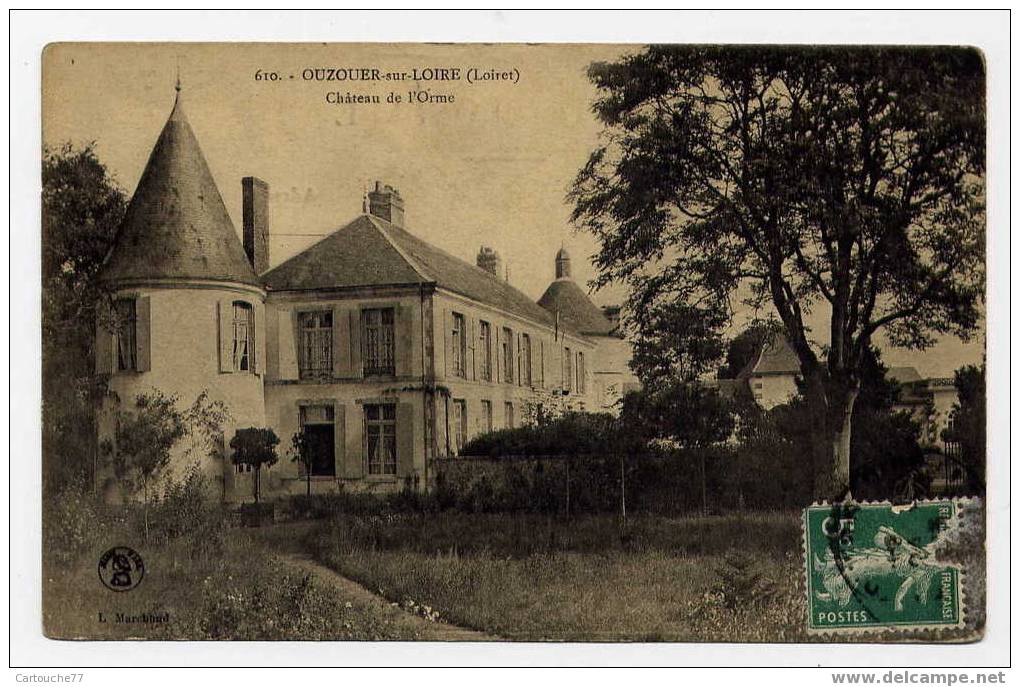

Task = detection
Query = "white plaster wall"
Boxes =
[750,373,800,410]
[98,283,266,502]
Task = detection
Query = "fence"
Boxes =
[431,449,810,517]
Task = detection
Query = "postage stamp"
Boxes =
[804,501,965,634]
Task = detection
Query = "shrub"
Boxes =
[43,478,103,567]
[460,411,619,457]
[149,465,226,560]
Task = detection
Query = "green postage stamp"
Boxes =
[804,501,966,634]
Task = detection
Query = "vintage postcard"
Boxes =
[39,40,989,646]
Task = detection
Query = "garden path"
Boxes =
[274,549,495,641]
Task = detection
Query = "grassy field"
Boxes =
[43,527,454,640]
[299,512,812,641]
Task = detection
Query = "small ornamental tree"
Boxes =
[229,427,280,503]
[620,381,735,513]
[288,429,313,496]
[110,390,188,541]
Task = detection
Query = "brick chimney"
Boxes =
[476,246,501,276]
[368,180,405,228]
[242,176,270,274]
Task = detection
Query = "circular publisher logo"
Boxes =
[98,546,145,592]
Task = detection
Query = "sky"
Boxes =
[42,42,984,378]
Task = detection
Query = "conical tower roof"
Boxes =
[99,87,259,287]
[538,248,615,337]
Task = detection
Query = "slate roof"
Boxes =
[887,366,923,385]
[99,91,259,287]
[262,214,570,331]
[739,334,801,378]
[537,279,617,336]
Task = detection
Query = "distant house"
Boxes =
[887,367,959,448]
[708,334,800,410]
[712,339,959,446]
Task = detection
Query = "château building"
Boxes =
[95,86,636,503]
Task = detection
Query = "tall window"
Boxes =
[520,334,532,387]
[451,313,466,378]
[299,310,333,379]
[481,400,493,432]
[232,301,254,372]
[504,401,514,429]
[115,298,137,372]
[365,403,397,475]
[362,308,395,376]
[300,404,335,477]
[479,321,492,381]
[576,351,585,394]
[453,399,467,454]
[563,347,573,393]
[502,326,513,384]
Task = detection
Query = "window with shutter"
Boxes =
[502,326,513,384]
[479,321,492,381]
[114,298,137,372]
[232,301,255,372]
[451,313,466,378]
[481,400,493,432]
[365,403,397,475]
[452,399,467,454]
[298,310,333,379]
[521,333,532,387]
[362,308,395,376]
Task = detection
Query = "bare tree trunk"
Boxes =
[813,387,858,501]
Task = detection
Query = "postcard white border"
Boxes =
[7,9,1011,670]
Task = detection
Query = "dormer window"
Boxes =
[232,301,254,372]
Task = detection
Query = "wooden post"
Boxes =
[619,453,627,523]
[565,456,571,519]
[700,451,708,516]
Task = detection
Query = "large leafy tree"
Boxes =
[570,46,985,498]
[42,143,126,492]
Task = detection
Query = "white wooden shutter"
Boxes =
[217,300,233,373]
[349,308,363,378]
[135,296,151,372]
[332,305,347,378]
[265,306,280,380]
[397,402,415,478]
[395,303,415,377]
[278,309,300,380]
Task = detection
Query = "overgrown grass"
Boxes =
[43,534,435,640]
[41,477,442,640]
[305,512,811,641]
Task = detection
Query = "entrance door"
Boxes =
[304,424,335,477]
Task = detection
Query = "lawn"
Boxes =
[43,526,449,640]
[302,512,813,641]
